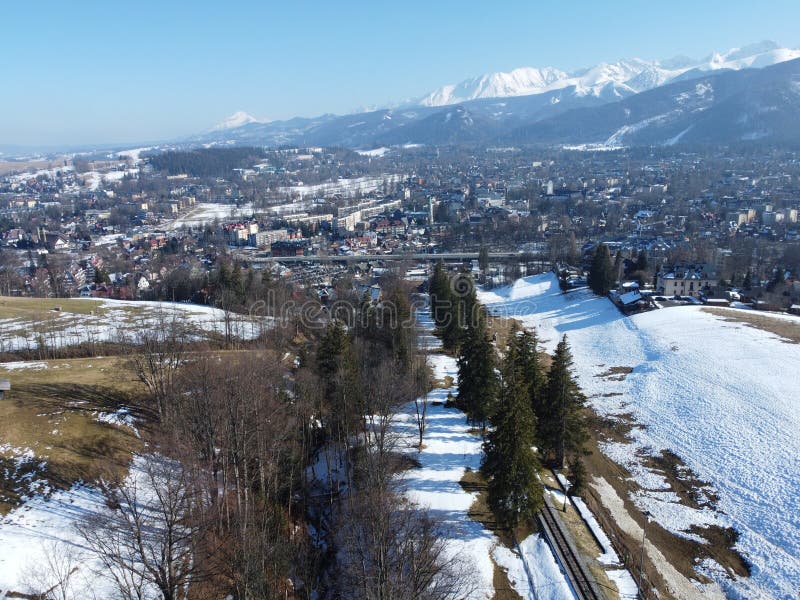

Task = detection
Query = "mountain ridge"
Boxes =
[414,40,800,106]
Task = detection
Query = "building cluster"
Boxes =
[1,144,800,311]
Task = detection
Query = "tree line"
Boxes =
[429,263,588,529]
[148,147,267,178]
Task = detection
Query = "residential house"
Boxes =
[656,263,715,297]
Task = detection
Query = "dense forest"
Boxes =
[148,147,267,177]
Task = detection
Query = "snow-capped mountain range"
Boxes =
[415,41,800,106]
[188,41,800,148]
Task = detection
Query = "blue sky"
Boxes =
[2,0,799,147]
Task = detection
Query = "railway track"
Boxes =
[538,494,605,600]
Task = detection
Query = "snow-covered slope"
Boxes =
[514,57,800,146]
[418,41,800,107]
[479,273,800,599]
[420,67,568,106]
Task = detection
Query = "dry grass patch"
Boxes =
[0,356,145,515]
[0,157,70,176]
[0,296,109,320]
[486,315,519,351]
[491,555,523,600]
[595,366,634,380]
[703,307,800,344]
[583,409,750,599]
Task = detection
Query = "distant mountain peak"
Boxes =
[211,111,269,131]
[415,41,800,107]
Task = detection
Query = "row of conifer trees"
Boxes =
[429,262,589,528]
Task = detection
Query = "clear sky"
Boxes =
[2,0,799,147]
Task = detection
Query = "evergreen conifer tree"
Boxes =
[588,243,615,296]
[456,307,497,427]
[541,335,588,468]
[522,329,546,427]
[478,245,490,273]
[567,456,587,497]
[635,250,648,273]
[429,261,452,329]
[441,272,475,351]
[482,335,543,528]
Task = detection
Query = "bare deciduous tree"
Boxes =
[122,310,187,420]
[75,456,206,600]
[21,540,82,600]
[334,489,469,600]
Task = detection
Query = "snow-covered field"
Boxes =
[276,174,401,198]
[166,202,254,229]
[0,298,268,353]
[391,309,574,599]
[478,273,800,599]
[0,455,161,599]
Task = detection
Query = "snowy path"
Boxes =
[391,309,574,599]
[479,273,800,599]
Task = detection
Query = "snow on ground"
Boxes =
[478,273,800,599]
[94,406,139,436]
[0,483,109,597]
[390,309,573,599]
[493,534,576,600]
[393,335,497,598]
[276,174,401,198]
[116,147,152,164]
[91,232,124,246]
[0,361,47,371]
[0,455,159,599]
[571,496,619,565]
[0,299,269,353]
[355,147,390,157]
[165,202,254,230]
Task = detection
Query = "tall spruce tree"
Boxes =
[441,271,475,351]
[456,306,497,428]
[429,261,451,330]
[635,250,648,273]
[482,335,543,528]
[588,243,615,296]
[478,245,490,273]
[522,328,546,427]
[541,335,588,468]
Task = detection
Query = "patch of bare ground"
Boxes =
[491,555,524,600]
[586,410,642,445]
[487,315,553,369]
[703,307,800,344]
[595,365,634,381]
[641,449,719,510]
[485,315,519,352]
[0,157,70,176]
[583,409,750,599]
[0,356,145,514]
[459,468,525,599]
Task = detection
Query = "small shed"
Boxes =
[0,379,10,399]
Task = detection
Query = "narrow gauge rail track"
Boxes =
[538,494,605,600]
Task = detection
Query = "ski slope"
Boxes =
[478,273,800,599]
